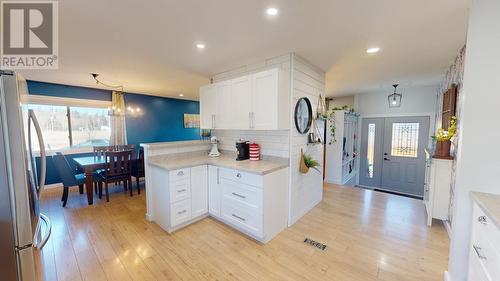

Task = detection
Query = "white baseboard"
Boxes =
[444,271,452,281]
[44,183,62,189]
[145,213,153,222]
[443,220,452,239]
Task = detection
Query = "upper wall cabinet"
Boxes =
[199,68,289,130]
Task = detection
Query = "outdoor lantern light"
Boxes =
[388,84,402,108]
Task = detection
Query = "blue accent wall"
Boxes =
[124,93,200,146]
[27,80,200,184]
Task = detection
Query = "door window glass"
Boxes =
[366,123,376,178]
[391,123,419,158]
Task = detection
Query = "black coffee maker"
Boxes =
[235,140,250,161]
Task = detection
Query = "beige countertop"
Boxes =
[472,191,500,229]
[148,152,289,175]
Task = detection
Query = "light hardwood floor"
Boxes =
[35,182,449,281]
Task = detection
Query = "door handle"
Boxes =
[33,213,51,250]
[384,158,390,161]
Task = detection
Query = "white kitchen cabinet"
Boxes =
[208,165,221,217]
[199,68,289,130]
[191,165,208,218]
[215,81,232,129]
[423,155,452,227]
[199,84,217,129]
[150,162,288,243]
[230,75,253,129]
[468,200,500,281]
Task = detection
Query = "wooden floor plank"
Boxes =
[35,182,449,281]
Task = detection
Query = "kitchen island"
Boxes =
[141,141,289,243]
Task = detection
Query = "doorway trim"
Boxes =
[355,111,435,187]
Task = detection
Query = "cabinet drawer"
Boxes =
[169,168,190,183]
[219,167,262,187]
[221,179,262,210]
[468,248,492,281]
[221,197,262,237]
[473,204,500,251]
[170,179,191,203]
[471,211,500,281]
[170,199,192,227]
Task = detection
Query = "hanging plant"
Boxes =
[325,105,358,145]
[300,149,321,173]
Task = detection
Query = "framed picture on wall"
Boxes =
[183,114,200,128]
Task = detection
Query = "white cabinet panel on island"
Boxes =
[149,162,289,243]
[208,165,221,218]
[191,165,208,218]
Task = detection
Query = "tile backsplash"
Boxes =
[212,130,290,158]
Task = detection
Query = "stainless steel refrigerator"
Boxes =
[0,70,51,281]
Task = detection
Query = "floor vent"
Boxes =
[303,238,327,251]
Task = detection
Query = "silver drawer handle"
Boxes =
[478,216,487,224]
[177,171,184,176]
[178,210,187,215]
[232,214,246,221]
[177,189,187,193]
[473,245,487,260]
[232,192,246,199]
[236,173,242,178]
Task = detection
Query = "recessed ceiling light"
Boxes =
[196,43,205,49]
[179,93,184,97]
[266,8,278,16]
[366,47,380,54]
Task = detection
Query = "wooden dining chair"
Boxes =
[99,150,133,202]
[131,147,145,194]
[115,144,136,158]
[93,145,115,157]
[52,153,85,207]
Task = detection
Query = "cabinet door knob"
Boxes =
[478,216,487,224]
[177,171,184,176]
[236,173,242,178]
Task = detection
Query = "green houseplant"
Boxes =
[300,149,321,173]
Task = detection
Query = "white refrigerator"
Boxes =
[0,70,51,281]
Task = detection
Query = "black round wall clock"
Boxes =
[294,97,313,134]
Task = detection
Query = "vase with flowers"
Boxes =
[432,116,457,159]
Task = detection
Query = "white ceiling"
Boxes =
[20,0,469,99]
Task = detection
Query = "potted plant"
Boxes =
[432,116,457,159]
[300,149,321,173]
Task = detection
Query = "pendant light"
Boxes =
[388,84,402,108]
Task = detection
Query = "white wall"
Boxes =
[356,85,437,116]
[288,54,325,225]
[447,0,500,280]
[328,96,355,110]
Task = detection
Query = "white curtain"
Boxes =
[110,91,127,145]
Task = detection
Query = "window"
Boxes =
[366,123,376,178]
[24,104,110,151]
[390,123,419,157]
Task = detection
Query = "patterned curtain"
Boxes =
[109,91,127,145]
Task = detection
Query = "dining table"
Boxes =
[73,156,106,205]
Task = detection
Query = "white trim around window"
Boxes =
[21,93,112,108]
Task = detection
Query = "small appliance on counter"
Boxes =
[235,139,249,161]
[249,143,260,161]
[208,136,220,157]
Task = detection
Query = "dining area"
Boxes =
[52,145,145,207]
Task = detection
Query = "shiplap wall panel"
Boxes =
[288,54,325,226]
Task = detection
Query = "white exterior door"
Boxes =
[252,69,278,129]
[359,116,430,197]
[231,75,252,129]
[199,84,217,129]
[191,165,208,218]
[381,117,429,197]
[208,165,220,217]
